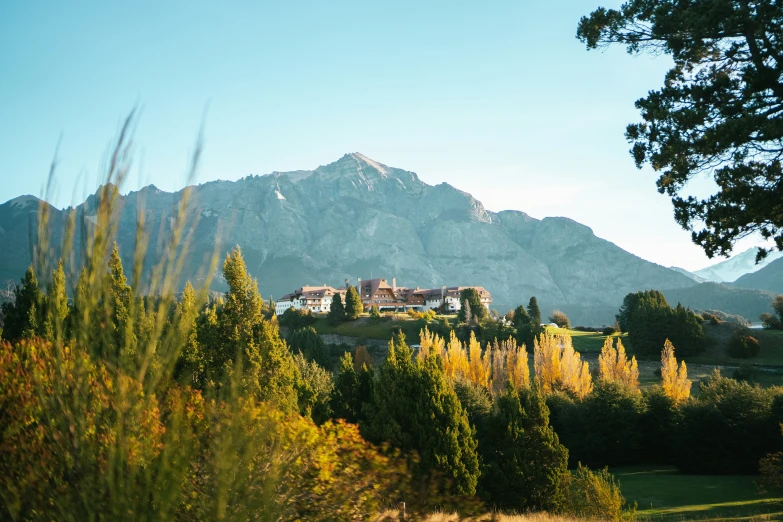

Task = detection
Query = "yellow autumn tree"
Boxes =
[535,330,592,398]
[417,326,434,361]
[598,337,639,391]
[661,339,691,403]
[534,331,561,394]
[559,334,593,399]
[490,338,529,395]
[444,330,469,380]
[466,332,491,389]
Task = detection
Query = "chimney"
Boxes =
[357,277,361,293]
[441,285,446,301]
[392,277,396,291]
[345,278,349,289]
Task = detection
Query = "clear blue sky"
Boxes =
[0,1,759,270]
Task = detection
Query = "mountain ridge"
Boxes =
[0,153,717,324]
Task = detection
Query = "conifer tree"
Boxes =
[661,339,691,404]
[328,292,346,325]
[44,259,69,342]
[105,243,135,364]
[363,332,480,495]
[173,281,204,386]
[479,385,568,511]
[344,286,363,321]
[1,265,43,342]
[527,297,542,327]
[332,352,361,423]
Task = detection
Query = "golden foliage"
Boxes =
[467,332,491,389]
[535,331,592,398]
[598,337,639,391]
[661,339,691,403]
[444,330,469,380]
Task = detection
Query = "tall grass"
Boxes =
[0,113,405,521]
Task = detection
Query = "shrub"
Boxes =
[729,332,761,359]
[560,464,635,521]
[549,310,571,329]
[602,326,616,336]
[761,312,783,330]
[279,307,317,329]
[732,363,757,381]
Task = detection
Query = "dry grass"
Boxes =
[374,511,586,522]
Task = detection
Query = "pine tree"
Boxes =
[1,265,43,342]
[527,297,542,327]
[363,332,480,495]
[344,286,363,321]
[173,281,204,386]
[479,385,568,511]
[44,259,69,342]
[661,339,691,404]
[328,292,346,325]
[332,352,361,423]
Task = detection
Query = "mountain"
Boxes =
[693,247,783,283]
[663,283,776,322]
[669,267,708,283]
[0,153,700,325]
[734,257,783,294]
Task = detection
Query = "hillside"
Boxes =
[663,282,776,321]
[0,153,698,325]
[734,257,783,294]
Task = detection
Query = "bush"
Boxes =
[732,363,757,381]
[602,326,617,336]
[761,312,783,330]
[560,464,635,521]
[729,332,761,359]
[279,307,317,329]
[549,310,571,329]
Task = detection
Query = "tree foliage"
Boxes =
[598,337,639,392]
[344,286,363,321]
[661,339,691,404]
[578,0,783,259]
[327,291,346,325]
[458,288,487,324]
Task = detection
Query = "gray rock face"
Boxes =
[0,153,697,325]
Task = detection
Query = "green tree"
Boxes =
[328,292,346,325]
[344,286,363,321]
[774,296,783,324]
[331,352,361,423]
[213,246,299,411]
[293,352,334,424]
[42,259,69,342]
[458,288,487,324]
[578,1,783,259]
[1,265,43,342]
[363,332,480,496]
[288,326,328,367]
[173,282,204,387]
[527,297,542,327]
[479,385,568,512]
[104,243,135,366]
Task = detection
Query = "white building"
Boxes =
[275,285,346,315]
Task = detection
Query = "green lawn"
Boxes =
[613,466,783,521]
[546,327,629,353]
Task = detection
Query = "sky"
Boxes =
[0,1,766,271]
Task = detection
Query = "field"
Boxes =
[614,466,783,521]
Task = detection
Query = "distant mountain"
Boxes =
[663,282,776,322]
[669,267,708,283]
[693,247,783,283]
[0,153,699,325]
[734,257,783,294]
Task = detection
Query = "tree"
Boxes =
[479,386,568,512]
[174,281,204,387]
[534,330,592,399]
[328,292,346,325]
[598,337,639,392]
[578,1,783,259]
[344,286,363,321]
[661,339,691,404]
[362,332,480,496]
[43,259,69,342]
[331,352,361,423]
[527,297,542,327]
[549,310,570,329]
[288,326,328,367]
[293,352,334,424]
[0,265,43,342]
[458,288,486,324]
